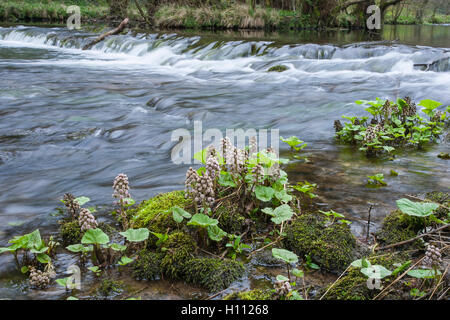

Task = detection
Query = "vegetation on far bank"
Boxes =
[1,0,449,30]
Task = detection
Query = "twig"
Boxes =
[404,194,450,210]
[366,203,375,243]
[375,223,450,251]
[82,18,129,50]
[247,236,281,258]
[204,288,230,300]
[429,264,449,300]
[319,265,351,300]
[373,256,425,300]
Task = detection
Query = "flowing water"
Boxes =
[0,24,449,299]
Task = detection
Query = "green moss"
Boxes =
[268,65,288,72]
[376,210,427,248]
[323,253,404,300]
[98,222,117,238]
[224,289,273,300]
[425,191,449,219]
[97,279,124,298]
[216,200,246,234]
[160,231,197,279]
[133,250,162,280]
[183,257,245,292]
[130,191,192,230]
[283,213,358,272]
[59,221,82,245]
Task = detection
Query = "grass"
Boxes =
[0,0,110,22]
[384,12,450,25]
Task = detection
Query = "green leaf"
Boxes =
[171,206,192,223]
[292,268,304,278]
[351,258,372,268]
[218,171,237,187]
[21,266,29,274]
[109,243,127,252]
[67,297,79,300]
[254,185,275,202]
[193,148,209,164]
[361,265,392,279]
[407,269,441,279]
[280,136,307,151]
[418,99,442,110]
[187,214,218,228]
[81,228,110,245]
[289,290,304,300]
[272,248,298,264]
[123,198,135,207]
[66,244,93,253]
[276,275,289,281]
[263,204,294,224]
[119,228,150,242]
[207,225,227,242]
[392,260,412,276]
[30,246,49,254]
[74,196,90,206]
[274,190,293,203]
[150,232,169,246]
[396,198,439,217]
[36,253,51,264]
[118,256,134,266]
[88,266,101,274]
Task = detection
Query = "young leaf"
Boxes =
[74,196,90,206]
[272,248,298,264]
[276,275,289,282]
[187,214,218,228]
[207,225,227,242]
[119,228,150,242]
[254,185,275,202]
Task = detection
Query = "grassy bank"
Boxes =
[1,1,449,30]
[154,4,357,30]
[385,12,450,25]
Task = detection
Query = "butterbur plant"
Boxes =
[113,173,134,230]
[335,97,447,157]
[367,173,387,187]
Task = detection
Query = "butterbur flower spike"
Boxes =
[29,267,50,289]
[113,173,131,204]
[78,208,98,232]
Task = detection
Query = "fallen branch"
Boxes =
[82,18,129,50]
[375,223,450,251]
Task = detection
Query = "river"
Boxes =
[0,23,449,299]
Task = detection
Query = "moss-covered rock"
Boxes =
[183,257,245,292]
[216,199,246,234]
[375,210,427,248]
[97,279,124,298]
[160,231,197,279]
[224,289,273,300]
[133,250,162,280]
[283,213,359,272]
[130,191,192,230]
[268,65,288,72]
[59,221,82,245]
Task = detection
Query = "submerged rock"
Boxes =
[224,289,273,300]
[183,258,245,292]
[268,65,288,72]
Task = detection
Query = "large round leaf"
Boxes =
[272,248,298,264]
[187,214,218,228]
[254,185,275,202]
[119,228,150,242]
[207,225,227,242]
[81,228,109,245]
